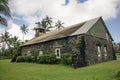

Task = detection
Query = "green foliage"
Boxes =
[11,54,17,62]
[0,0,11,26]
[55,20,64,30]
[25,56,35,62]
[16,56,25,62]
[20,24,29,41]
[116,71,120,80]
[38,54,56,64]
[0,31,21,58]
[61,53,72,65]
[72,35,81,54]
[16,55,35,62]
[0,49,12,59]
[0,50,2,58]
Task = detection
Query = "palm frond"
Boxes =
[0,15,7,26]
[0,4,11,18]
[0,0,8,5]
[20,24,29,34]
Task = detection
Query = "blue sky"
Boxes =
[105,12,120,43]
[0,0,120,43]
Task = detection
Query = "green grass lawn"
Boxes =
[0,55,120,80]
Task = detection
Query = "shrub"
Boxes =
[38,54,56,64]
[16,55,35,62]
[116,71,120,80]
[48,54,56,64]
[16,56,25,62]
[61,53,72,65]
[25,56,33,62]
[31,56,36,62]
[11,54,18,62]
[38,54,46,63]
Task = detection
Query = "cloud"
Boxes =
[0,28,5,35]
[7,21,22,39]
[9,0,120,25]
[8,0,120,41]
[7,21,35,41]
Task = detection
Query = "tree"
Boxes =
[1,31,11,47]
[1,31,11,56]
[44,15,53,27]
[20,24,29,42]
[0,0,11,26]
[55,20,64,30]
[35,15,53,33]
[10,36,21,55]
[0,32,21,58]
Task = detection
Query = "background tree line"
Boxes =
[0,31,21,59]
[114,43,120,54]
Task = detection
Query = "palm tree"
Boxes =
[35,16,53,33]
[1,31,11,56]
[0,0,11,26]
[20,24,29,42]
[55,20,64,30]
[1,31,11,47]
[41,19,52,32]
[44,15,53,27]
[10,36,21,55]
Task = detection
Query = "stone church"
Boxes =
[20,17,116,67]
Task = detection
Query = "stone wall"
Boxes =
[21,36,78,56]
[84,34,115,66]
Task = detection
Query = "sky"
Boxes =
[0,0,120,43]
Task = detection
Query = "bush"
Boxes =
[16,55,35,62]
[38,54,46,63]
[38,54,56,64]
[116,71,120,80]
[16,56,25,62]
[25,56,35,62]
[48,54,56,64]
[61,53,72,65]
[11,54,18,62]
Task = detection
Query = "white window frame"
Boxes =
[104,46,107,56]
[55,48,61,59]
[97,46,101,57]
[39,51,43,56]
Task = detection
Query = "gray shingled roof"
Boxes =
[71,17,100,36]
[21,17,112,47]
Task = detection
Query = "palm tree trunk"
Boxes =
[23,34,24,42]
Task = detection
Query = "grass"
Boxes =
[0,55,120,80]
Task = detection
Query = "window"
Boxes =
[97,46,101,57]
[27,51,31,56]
[55,48,60,59]
[39,51,43,56]
[106,33,109,41]
[104,46,107,56]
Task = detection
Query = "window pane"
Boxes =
[104,47,107,56]
[106,33,109,41]
[97,46,101,57]
[39,51,43,56]
[55,48,60,59]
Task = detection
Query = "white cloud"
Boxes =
[7,21,22,39]
[7,21,35,41]
[0,28,5,35]
[9,0,120,25]
[8,0,120,41]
